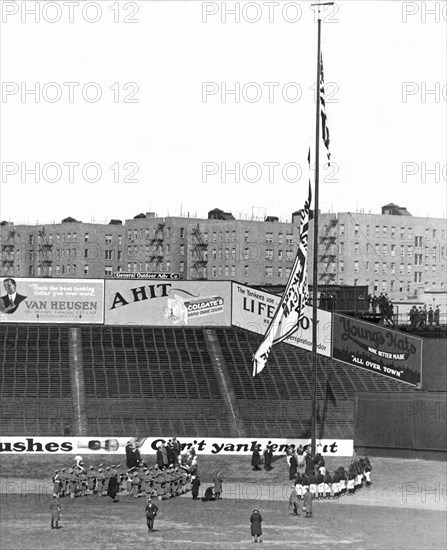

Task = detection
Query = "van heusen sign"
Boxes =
[331,313,423,385]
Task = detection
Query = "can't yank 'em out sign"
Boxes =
[331,314,423,385]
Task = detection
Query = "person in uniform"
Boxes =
[289,487,300,515]
[145,497,159,532]
[213,470,223,500]
[52,471,61,498]
[50,500,61,529]
[96,468,105,496]
[250,510,263,543]
[131,471,141,498]
[294,472,303,500]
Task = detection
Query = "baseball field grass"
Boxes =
[1,453,446,549]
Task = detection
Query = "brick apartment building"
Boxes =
[1,204,446,303]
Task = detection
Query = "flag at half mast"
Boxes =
[252,180,312,376]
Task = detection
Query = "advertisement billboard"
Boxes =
[0,436,353,457]
[231,282,332,357]
[0,277,104,324]
[332,314,423,385]
[104,280,232,326]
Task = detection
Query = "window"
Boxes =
[286,233,293,244]
[366,261,369,271]
[56,234,60,244]
[408,227,413,239]
[366,243,370,254]
[127,230,132,240]
[278,266,283,278]
[382,244,387,255]
[381,281,387,292]
[415,236,423,248]
[232,231,236,242]
[414,254,423,265]
[212,265,217,277]
[225,231,230,242]
[383,226,387,237]
[407,264,412,275]
[391,263,395,274]
[366,225,370,237]
[127,263,132,271]
[166,244,170,255]
[399,263,404,274]
[286,250,293,261]
[286,267,291,278]
[265,266,273,278]
[84,249,89,259]
[180,244,184,256]
[67,233,71,243]
[231,265,236,276]
[245,265,249,277]
[390,280,395,291]
[213,232,217,243]
[432,265,436,275]
[391,245,396,257]
[180,228,185,239]
[382,263,387,274]
[105,250,112,260]
[105,234,112,245]
[244,248,249,260]
[375,226,379,238]
[225,266,229,276]
[225,248,229,260]
[218,265,222,276]
[84,265,89,274]
[375,244,379,255]
[245,231,249,242]
[180,261,184,272]
[340,242,345,254]
[374,262,379,273]
[400,227,405,239]
[340,224,345,236]
[278,233,283,244]
[340,261,344,273]
[355,243,359,255]
[354,260,359,272]
[354,224,359,236]
[212,249,217,260]
[266,232,273,243]
[105,266,113,276]
[231,248,236,259]
[133,262,138,271]
[265,248,273,260]
[278,249,283,260]
[414,272,422,283]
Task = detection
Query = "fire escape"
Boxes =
[1,228,15,275]
[38,228,53,276]
[191,225,208,280]
[318,217,337,284]
[150,222,164,268]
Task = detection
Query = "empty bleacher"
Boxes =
[0,325,72,434]
[215,327,414,438]
[81,327,231,436]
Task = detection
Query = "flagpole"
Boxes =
[310,1,333,456]
[310,12,322,458]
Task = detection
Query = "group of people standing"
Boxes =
[409,305,441,328]
[286,447,373,518]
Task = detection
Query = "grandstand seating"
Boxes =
[0,324,414,438]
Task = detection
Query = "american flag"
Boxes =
[252,179,312,376]
[320,53,331,166]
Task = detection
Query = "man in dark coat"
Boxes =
[250,510,263,543]
[304,452,314,477]
[202,486,215,501]
[263,446,273,471]
[251,447,262,471]
[156,446,165,470]
[289,453,298,481]
[107,473,119,502]
[125,441,136,469]
[303,487,313,518]
[145,497,159,532]
[191,475,201,500]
